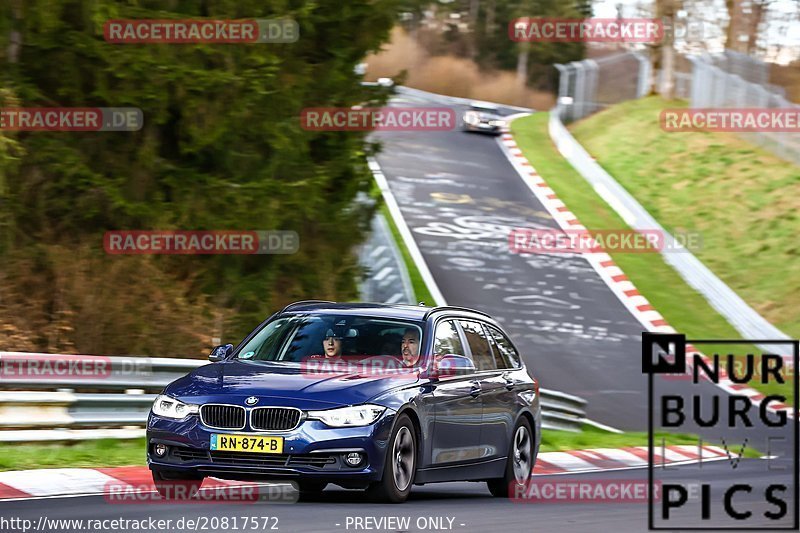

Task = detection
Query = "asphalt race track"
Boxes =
[2,89,796,532]
[0,460,793,532]
[375,89,793,452]
[375,90,650,429]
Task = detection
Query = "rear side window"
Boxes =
[487,326,522,369]
[433,320,465,357]
[459,320,495,371]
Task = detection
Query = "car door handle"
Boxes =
[469,382,481,398]
[501,372,515,390]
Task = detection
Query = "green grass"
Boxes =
[570,96,800,339]
[379,203,436,306]
[541,425,761,458]
[511,112,792,403]
[0,438,146,471]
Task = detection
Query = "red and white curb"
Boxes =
[0,466,261,501]
[0,445,731,501]
[533,445,730,475]
[496,131,793,418]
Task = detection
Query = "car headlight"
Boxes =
[151,394,199,420]
[307,404,386,427]
[464,112,480,126]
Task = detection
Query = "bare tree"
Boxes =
[656,0,679,99]
[516,42,529,86]
[7,0,23,63]
[469,0,481,26]
[726,0,776,55]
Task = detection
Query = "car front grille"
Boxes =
[210,451,336,468]
[171,447,337,469]
[172,448,209,462]
[200,404,246,429]
[251,407,302,431]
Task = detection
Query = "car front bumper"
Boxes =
[462,121,503,134]
[146,409,396,485]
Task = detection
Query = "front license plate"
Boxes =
[210,434,284,453]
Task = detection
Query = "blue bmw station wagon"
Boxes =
[147,301,540,502]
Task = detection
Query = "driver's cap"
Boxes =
[324,328,344,339]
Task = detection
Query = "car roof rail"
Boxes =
[423,305,494,320]
[280,300,337,313]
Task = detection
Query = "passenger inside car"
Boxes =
[400,328,420,367]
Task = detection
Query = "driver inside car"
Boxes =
[310,328,344,359]
[400,328,420,367]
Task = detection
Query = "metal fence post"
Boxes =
[571,60,586,120]
[633,52,651,98]
[584,59,599,115]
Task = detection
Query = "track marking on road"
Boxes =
[0,468,123,497]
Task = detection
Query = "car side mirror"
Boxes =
[209,343,233,362]
[430,354,475,379]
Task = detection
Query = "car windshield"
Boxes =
[470,104,499,113]
[235,313,425,369]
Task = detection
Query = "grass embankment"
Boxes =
[379,204,436,306]
[367,174,435,306]
[511,111,793,403]
[570,96,800,339]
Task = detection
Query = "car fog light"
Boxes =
[154,444,168,457]
[344,452,364,467]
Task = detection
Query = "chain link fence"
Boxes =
[554,49,799,166]
[554,52,650,123]
[710,50,771,88]
[688,54,800,166]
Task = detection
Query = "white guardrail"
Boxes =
[0,353,587,441]
[548,107,794,358]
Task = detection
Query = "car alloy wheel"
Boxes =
[392,426,415,492]
[511,425,532,485]
[487,417,534,498]
[367,413,416,503]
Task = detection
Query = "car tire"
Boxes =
[366,414,416,503]
[487,417,534,498]
[152,470,204,500]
